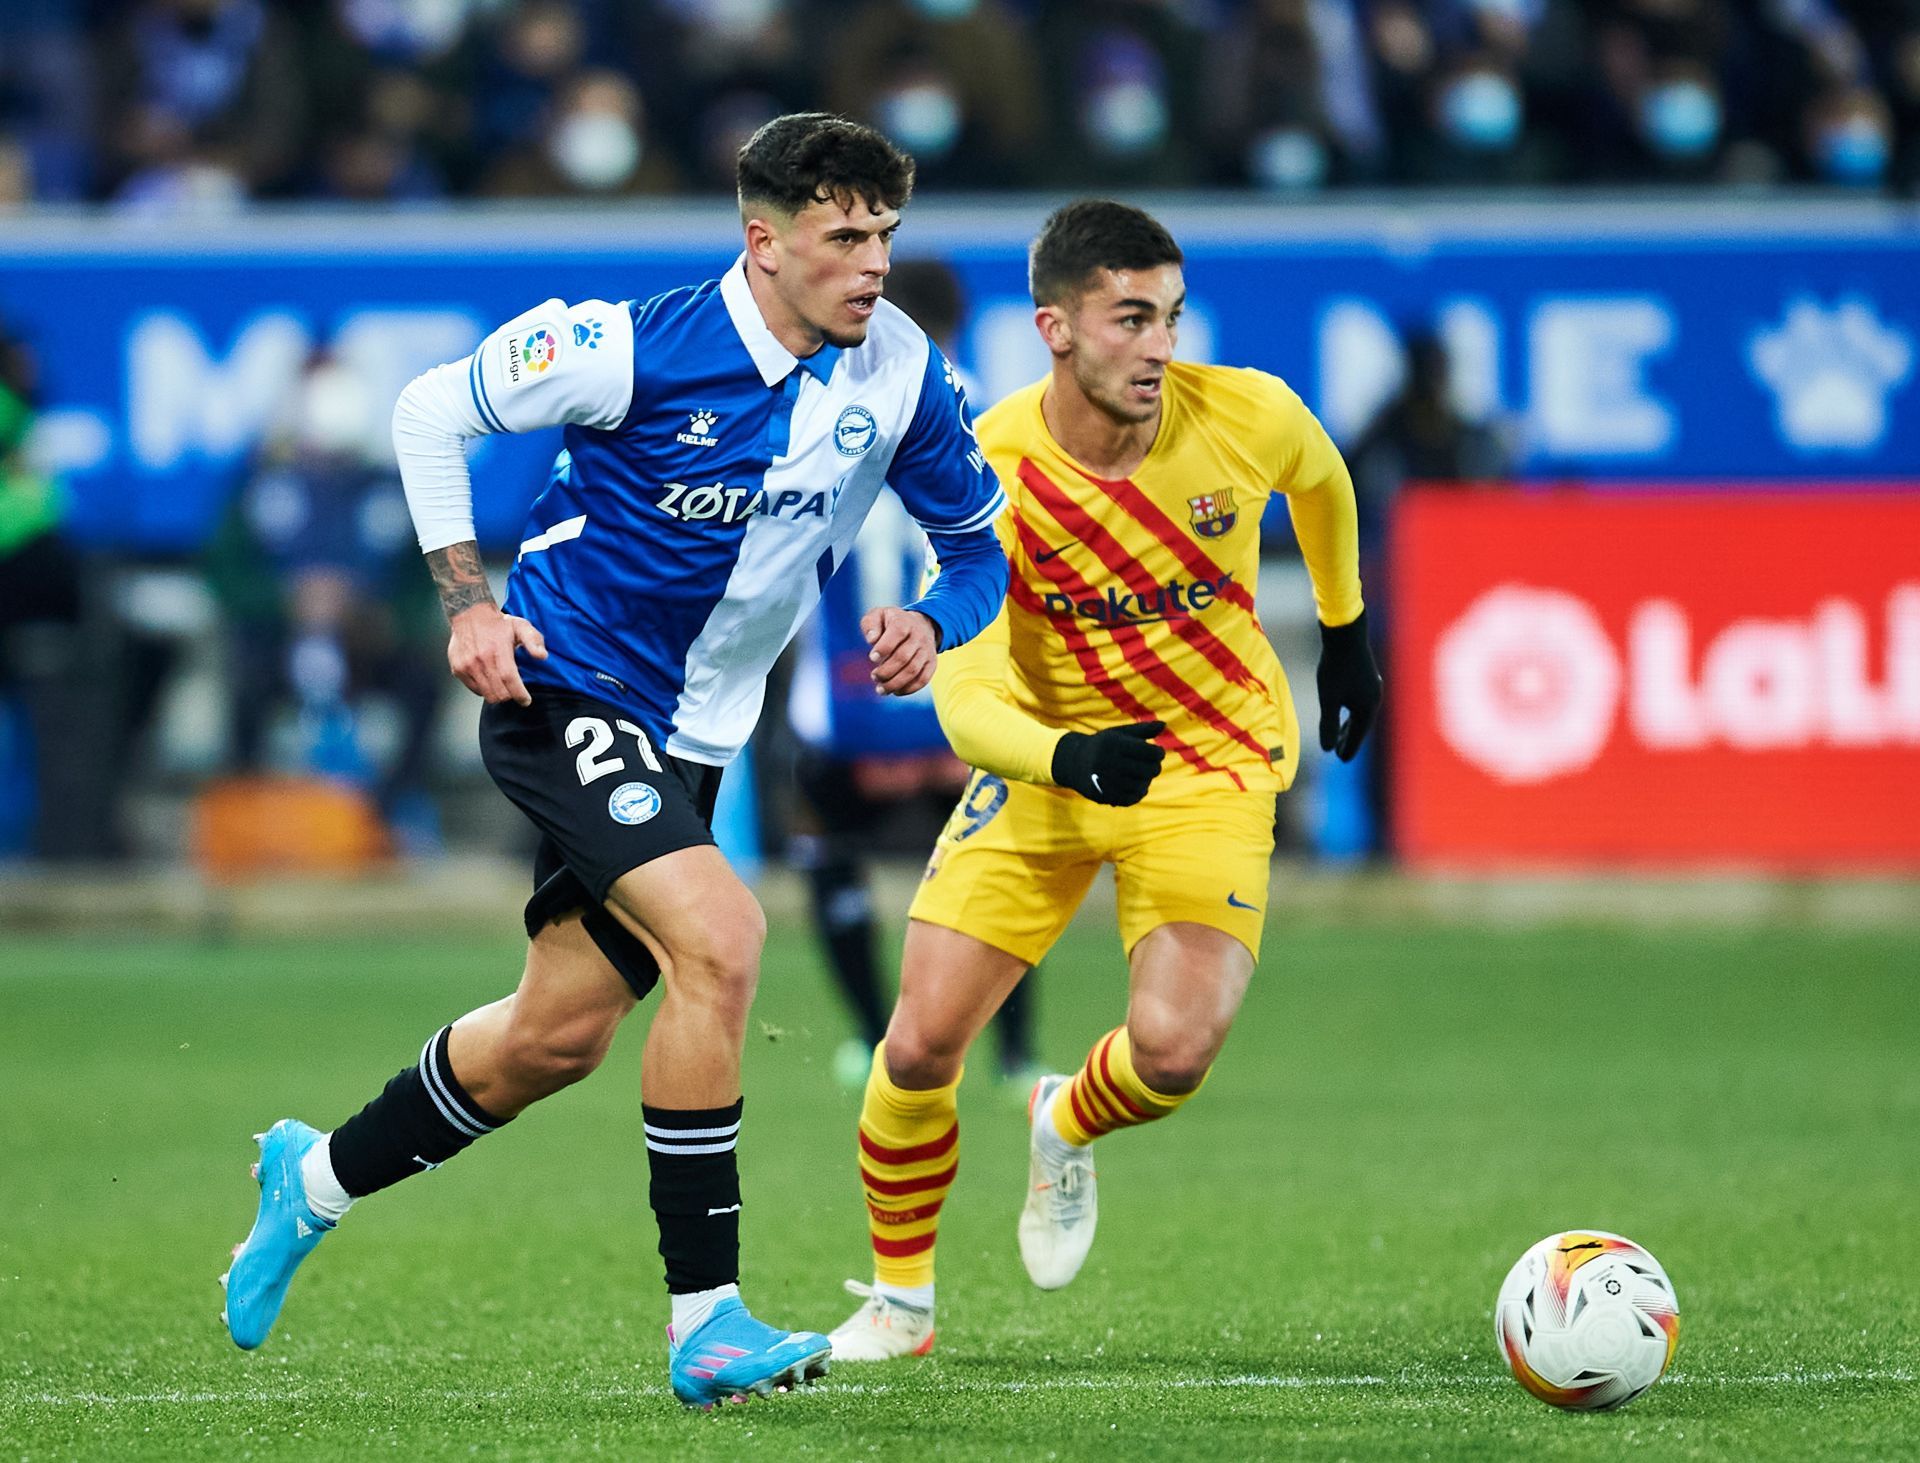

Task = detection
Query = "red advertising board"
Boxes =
[1391,489,1920,869]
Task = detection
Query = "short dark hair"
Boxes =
[737,113,915,218]
[1029,200,1183,307]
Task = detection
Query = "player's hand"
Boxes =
[1317,611,1382,762]
[1051,720,1167,806]
[447,602,548,706]
[862,606,940,697]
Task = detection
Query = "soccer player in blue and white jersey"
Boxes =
[220,114,1009,1409]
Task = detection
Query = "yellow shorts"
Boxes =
[908,773,1276,967]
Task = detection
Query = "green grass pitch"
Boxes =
[2,909,1915,1459]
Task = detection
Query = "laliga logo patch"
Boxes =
[607,781,662,826]
[522,328,559,375]
[834,404,877,457]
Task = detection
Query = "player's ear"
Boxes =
[742,212,782,275]
[1035,304,1072,359]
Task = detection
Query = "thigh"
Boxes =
[1111,791,1276,962]
[481,691,718,906]
[907,771,1104,968]
[1125,920,1255,1065]
[889,919,1031,1067]
[604,843,764,980]
[481,690,723,997]
[510,910,639,1030]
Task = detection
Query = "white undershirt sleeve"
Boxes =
[391,298,636,554]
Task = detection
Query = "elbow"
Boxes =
[390,373,434,452]
[934,697,987,769]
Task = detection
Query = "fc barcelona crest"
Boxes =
[1187,489,1237,539]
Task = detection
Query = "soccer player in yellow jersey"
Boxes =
[828,201,1381,1360]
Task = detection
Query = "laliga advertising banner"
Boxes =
[1392,490,1920,869]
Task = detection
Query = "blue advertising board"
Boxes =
[1,200,1914,552]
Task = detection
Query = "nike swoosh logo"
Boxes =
[1226,892,1260,911]
[707,1203,741,1216]
[1090,773,1103,795]
[1034,546,1066,563]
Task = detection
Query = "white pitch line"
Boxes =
[13,1368,1913,1408]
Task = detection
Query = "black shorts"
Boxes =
[479,689,723,1001]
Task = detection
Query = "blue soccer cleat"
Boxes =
[667,1297,832,1408]
[221,1118,334,1350]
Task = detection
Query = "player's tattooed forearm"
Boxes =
[427,542,497,619]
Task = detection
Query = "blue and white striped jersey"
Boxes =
[393,256,1008,766]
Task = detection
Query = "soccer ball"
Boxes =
[1495,1230,1680,1411]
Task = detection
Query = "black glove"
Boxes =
[1317,611,1382,762]
[1051,720,1167,806]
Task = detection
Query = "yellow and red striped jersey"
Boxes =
[933,361,1363,795]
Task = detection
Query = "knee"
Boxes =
[881,1017,967,1090]
[667,896,766,1014]
[1126,1022,1215,1096]
[497,1007,618,1093]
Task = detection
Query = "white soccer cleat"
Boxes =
[827,1279,935,1361]
[1018,1074,1098,1291]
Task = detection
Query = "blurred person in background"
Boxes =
[92,0,307,208]
[0,0,94,202]
[301,0,487,200]
[822,0,1044,187]
[1850,0,1920,188]
[0,140,32,210]
[1587,0,1753,181]
[690,88,784,192]
[1209,0,1382,189]
[473,0,588,159]
[204,353,445,849]
[651,0,809,188]
[785,258,1039,1094]
[1036,0,1209,186]
[483,68,685,197]
[1403,49,1566,183]
[0,317,84,859]
[1339,328,1510,857]
[1803,82,1897,184]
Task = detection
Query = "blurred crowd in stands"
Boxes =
[2,0,1918,211]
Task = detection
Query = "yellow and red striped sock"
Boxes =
[857,1044,960,1290]
[1048,1026,1197,1146]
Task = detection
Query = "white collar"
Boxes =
[719,254,843,388]
[721,254,799,388]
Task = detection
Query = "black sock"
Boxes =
[996,970,1035,1073]
[805,854,886,1045]
[644,1099,742,1294]
[329,1025,510,1197]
